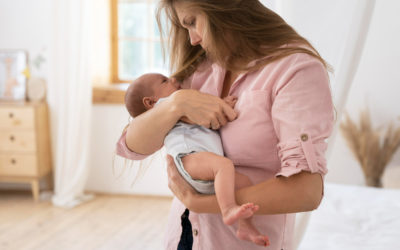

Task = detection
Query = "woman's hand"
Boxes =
[223,95,238,108]
[166,155,198,209]
[170,89,238,130]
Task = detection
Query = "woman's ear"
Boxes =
[142,96,157,110]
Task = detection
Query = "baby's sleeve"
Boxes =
[115,130,149,160]
[271,54,335,177]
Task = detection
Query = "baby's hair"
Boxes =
[125,78,154,118]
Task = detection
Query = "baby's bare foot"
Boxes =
[236,219,270,247]
[223,203,258,225]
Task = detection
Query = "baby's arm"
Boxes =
[180,96,237,125]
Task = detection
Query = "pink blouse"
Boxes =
[116,53,334,250]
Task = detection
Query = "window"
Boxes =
[110,0,168,83]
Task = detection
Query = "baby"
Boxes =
[125,73,269,247]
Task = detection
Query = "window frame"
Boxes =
[110,0,164,84]
[110,0,124,83]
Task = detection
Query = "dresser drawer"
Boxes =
[0,154,37,176]
[0,131,36,152]
[0,106,35,129]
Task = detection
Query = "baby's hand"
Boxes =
[223,96,238,108]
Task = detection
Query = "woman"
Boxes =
[116,0,334,249]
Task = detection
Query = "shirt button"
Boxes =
[300,133,308,142]
[193,229,198,236]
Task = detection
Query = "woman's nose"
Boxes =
[189,31,201,46]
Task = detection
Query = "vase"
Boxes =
[365,176,382,188]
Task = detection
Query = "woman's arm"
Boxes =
[166,155,322,214]
[235,171,323,214]
[125,89,237,155]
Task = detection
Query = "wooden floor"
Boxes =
[0,190,173,250]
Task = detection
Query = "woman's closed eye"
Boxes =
[184,18,196,27]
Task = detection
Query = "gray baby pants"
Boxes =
[164,122,224,194]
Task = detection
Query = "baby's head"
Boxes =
[125,73,180,117]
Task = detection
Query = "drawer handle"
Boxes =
[10,135,15,141]
[9,112,14,118]
[11,158,17,165]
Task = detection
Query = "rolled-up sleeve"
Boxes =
[271,54,334,177]
[116,130,150,161]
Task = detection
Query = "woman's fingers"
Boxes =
[210,118,221,130]
[166,155,195,199]
[166,155,179,190]
[223,96,238,108]
[221,100,238,122]
[215,107,228,128]
[215,116,227,128]
[209,97,237,129]
[171,89,238,128]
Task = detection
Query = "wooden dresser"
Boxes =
[0,102,52,201]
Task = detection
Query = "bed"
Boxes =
[298,182,400,250]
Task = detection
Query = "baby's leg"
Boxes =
[181,152,257,225]
[234,172,270,246]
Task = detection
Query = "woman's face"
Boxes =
[174,2,208,49]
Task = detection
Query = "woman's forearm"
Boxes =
[189,171,323,214]
[126,98,181,154]
[238,172,323,214]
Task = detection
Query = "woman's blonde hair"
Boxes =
[157,0,330,81]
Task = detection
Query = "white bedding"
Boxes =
[298,183,400,250]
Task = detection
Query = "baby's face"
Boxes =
[147,73,181,99]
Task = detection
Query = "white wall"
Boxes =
[1,0,399,194]
[0,0,51,78]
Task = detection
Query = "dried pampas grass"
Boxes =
[340,109,400,187]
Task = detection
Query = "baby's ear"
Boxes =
[142,96,157,110]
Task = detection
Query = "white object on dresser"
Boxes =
[27,77,47,102]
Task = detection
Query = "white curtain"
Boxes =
[274,0,376,249]
[91,0,111,86]
[48,0,94,208]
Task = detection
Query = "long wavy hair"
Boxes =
[156,0,330,81]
